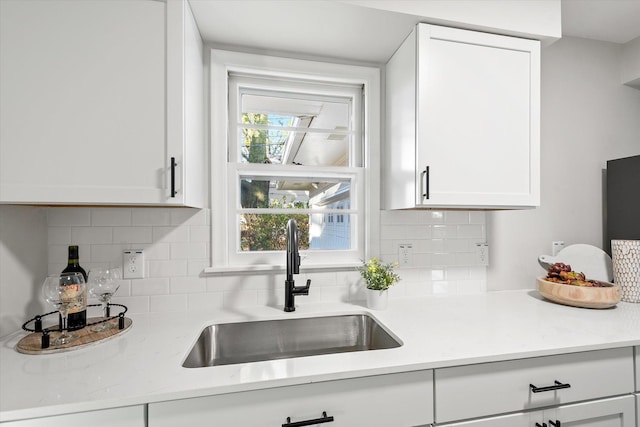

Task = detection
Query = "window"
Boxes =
[209,51,380,272]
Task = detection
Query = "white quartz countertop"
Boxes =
[2,290,640,422]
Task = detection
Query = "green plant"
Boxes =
[356,257,400,291]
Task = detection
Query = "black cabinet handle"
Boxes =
[549,420,561,427]
[535,423,547,427]
[421,166,430,200]
[282,411,334,427]
[170,157,177,198]
[530,380,571,393]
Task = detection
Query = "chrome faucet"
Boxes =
[284,219,310,312]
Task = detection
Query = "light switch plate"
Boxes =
[123,250,145,279]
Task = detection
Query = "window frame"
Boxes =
[207,49,380,273]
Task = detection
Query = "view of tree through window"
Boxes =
[240,112,310,251]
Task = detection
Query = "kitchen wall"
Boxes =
[488,36,640,290]
[0,206,47,337]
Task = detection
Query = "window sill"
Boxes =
[203,262,360,276]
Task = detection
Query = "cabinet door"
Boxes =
[1,405,145,427]
[149,371,434,427]
[435,347,634,423]
[544,395,636,427]
[416,24,540,208]
[0,0,194,205]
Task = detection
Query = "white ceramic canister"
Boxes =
[611,240,640,303]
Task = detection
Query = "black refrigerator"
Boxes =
[605,154,640,255]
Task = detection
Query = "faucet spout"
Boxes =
[284,219,310,312]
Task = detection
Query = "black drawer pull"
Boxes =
[535,423,547,427]
[549,420,561,427]
[282,411,334,427]
[530,380,571,393]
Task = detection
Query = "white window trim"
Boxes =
[206,49,380,274]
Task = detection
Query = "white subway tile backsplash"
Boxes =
[306,271,338,287]
[444,211,470,224]
[71,227,112,244]
[90,244,130,264]
[170,276,206,294]
[171,208,208,226]
[148,260,188,278]
[432,225,457,239]
[457,224,484,239]
[110,295,149,313]
[426,211,445,223]
[131,278,170,296]
[404,282,434,297]
[48,227,71,245]
[380,224,407,240]
[91,208,131,226]
[455,252,476,266]
[444,239,469,252]
[113,226,153,244]
[431,253,455,266]
[409,226,432,239]
[469,211,486,224]
[47,208,91,226]
[223,290,258,308]
[320,285,350,302]
[153,226,189,243]
[131,209,171,226]
[446,267,470,280]
[45,206,487,314]
[135,243,170,260]
[170,242,207,259]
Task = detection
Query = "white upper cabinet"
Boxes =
[0,0,205,207]
[384,24,540,209]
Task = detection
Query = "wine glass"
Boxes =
[88,268,121,332]
[42,273,86,346]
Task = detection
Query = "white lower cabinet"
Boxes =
[149,371,434,427]
[435,347,634,423]
[0,405,144,427]
[436,395,636,427]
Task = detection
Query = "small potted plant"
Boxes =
[356,257,401,310]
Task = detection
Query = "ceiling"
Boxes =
[189,1,640,64]
[561,0,640,44]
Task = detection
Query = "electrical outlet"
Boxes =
[475,243,489,266]
[398,243,413,267]
[123,250,145,279]
[552,241,565,256]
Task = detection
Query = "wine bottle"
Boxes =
[61,245,87,331]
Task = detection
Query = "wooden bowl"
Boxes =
[536,277,621,309]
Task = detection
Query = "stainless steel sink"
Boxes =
[182,313,402,368]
